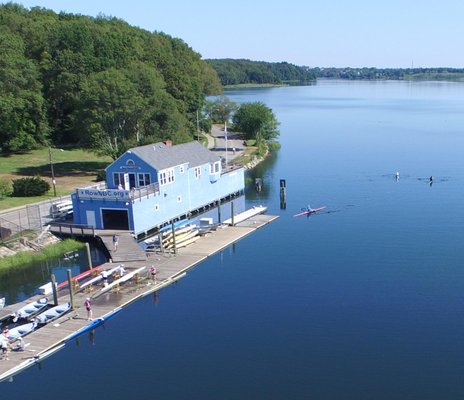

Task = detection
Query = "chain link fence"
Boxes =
[0,196,71,242]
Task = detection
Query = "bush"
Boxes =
[12,176,50,197]
[95,169,106,182]
[0,179,12,199]
[244,139,256,147]
[267,141,281,152]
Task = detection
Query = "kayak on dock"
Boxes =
[12,297,48,322]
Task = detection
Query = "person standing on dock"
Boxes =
[1,328,10,360]
[85,298,93,321]
[112,234,119,252]
[150,265,157,282]
[101,270,109,287]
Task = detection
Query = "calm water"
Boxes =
[4,80,464,399]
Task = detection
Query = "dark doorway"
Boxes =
[102,209,129,230]
[129,173,136,189]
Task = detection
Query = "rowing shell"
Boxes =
[293,206,326,217]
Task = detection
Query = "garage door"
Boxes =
[102,209,129,230]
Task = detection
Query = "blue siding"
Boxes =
[106,152,158,189]
[74,144,244,234]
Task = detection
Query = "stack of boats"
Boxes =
[145,221,200,252]
[3,297,72,342]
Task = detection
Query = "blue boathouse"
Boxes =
[71,141,245,238]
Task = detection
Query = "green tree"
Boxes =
[75,68,145,159]
[232,102,279,141]
[209,96,238,124]
[0,29,49,152]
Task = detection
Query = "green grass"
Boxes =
[0,147,111,211]
[0,239,85,272]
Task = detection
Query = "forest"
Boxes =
[313,67,464,81]
[0,4,221,158]
[207,59,464,85]
[206,58,316,86]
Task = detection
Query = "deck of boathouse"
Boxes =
[0,210,278,382]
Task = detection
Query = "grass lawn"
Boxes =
[0,148,112,211]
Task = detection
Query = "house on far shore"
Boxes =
[71,140,245,239]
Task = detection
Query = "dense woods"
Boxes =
[207,58,316,86]
[313,67,464,80]
[0,4,221,157]
[207,59,464,85]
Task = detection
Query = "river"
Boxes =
[4,80,464,399]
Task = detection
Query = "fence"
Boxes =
[0,195,70,242]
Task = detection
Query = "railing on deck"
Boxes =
[49,222,95,237]
[130,182,160,201]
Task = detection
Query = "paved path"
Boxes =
[206,125,244,165]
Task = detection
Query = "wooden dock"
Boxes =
[0,211,278,382]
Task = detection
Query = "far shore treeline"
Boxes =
[208,59,464,86]
[2,3,464,159]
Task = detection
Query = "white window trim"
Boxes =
[158,168,175,186]
[194,166,201,179]
[210,161,221,174]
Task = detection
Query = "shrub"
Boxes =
[95,169,106,182]
[0,179,12,199]
[267,141,281,152]
[244,139,256,147]
[12,176,50,197]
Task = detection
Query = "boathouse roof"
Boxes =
[128,141,220,170]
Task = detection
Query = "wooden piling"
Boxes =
[171,222,177,254]
[280,179,286,210]
[231,201,235,226]
[51,274,58,306]
[217,200,222,223]
[67,269,75,310]
[85,242,92,269]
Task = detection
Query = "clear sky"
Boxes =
[3,0,464,68]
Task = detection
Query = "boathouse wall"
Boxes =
[72,141,245,234]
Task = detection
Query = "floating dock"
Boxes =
[0,209,278,383]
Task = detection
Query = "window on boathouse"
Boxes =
[138,173,151,187]
[159,168,175,186]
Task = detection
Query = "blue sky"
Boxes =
[3,0,464,68]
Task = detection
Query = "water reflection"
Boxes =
[245,151,278,201]
[0,243,107,304]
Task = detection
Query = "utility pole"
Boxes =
[49,147,56,197]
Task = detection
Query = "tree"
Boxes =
[208,96,238,124]
[232,102,279,141]
[75,68,145,159]
[0,29,49,152]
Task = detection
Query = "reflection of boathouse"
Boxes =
[72,141,244,238]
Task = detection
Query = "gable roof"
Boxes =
[128,141,220,170]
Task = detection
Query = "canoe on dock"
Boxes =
[12,297,48,322]
[7,320,38,340]
[35,302,71,325]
